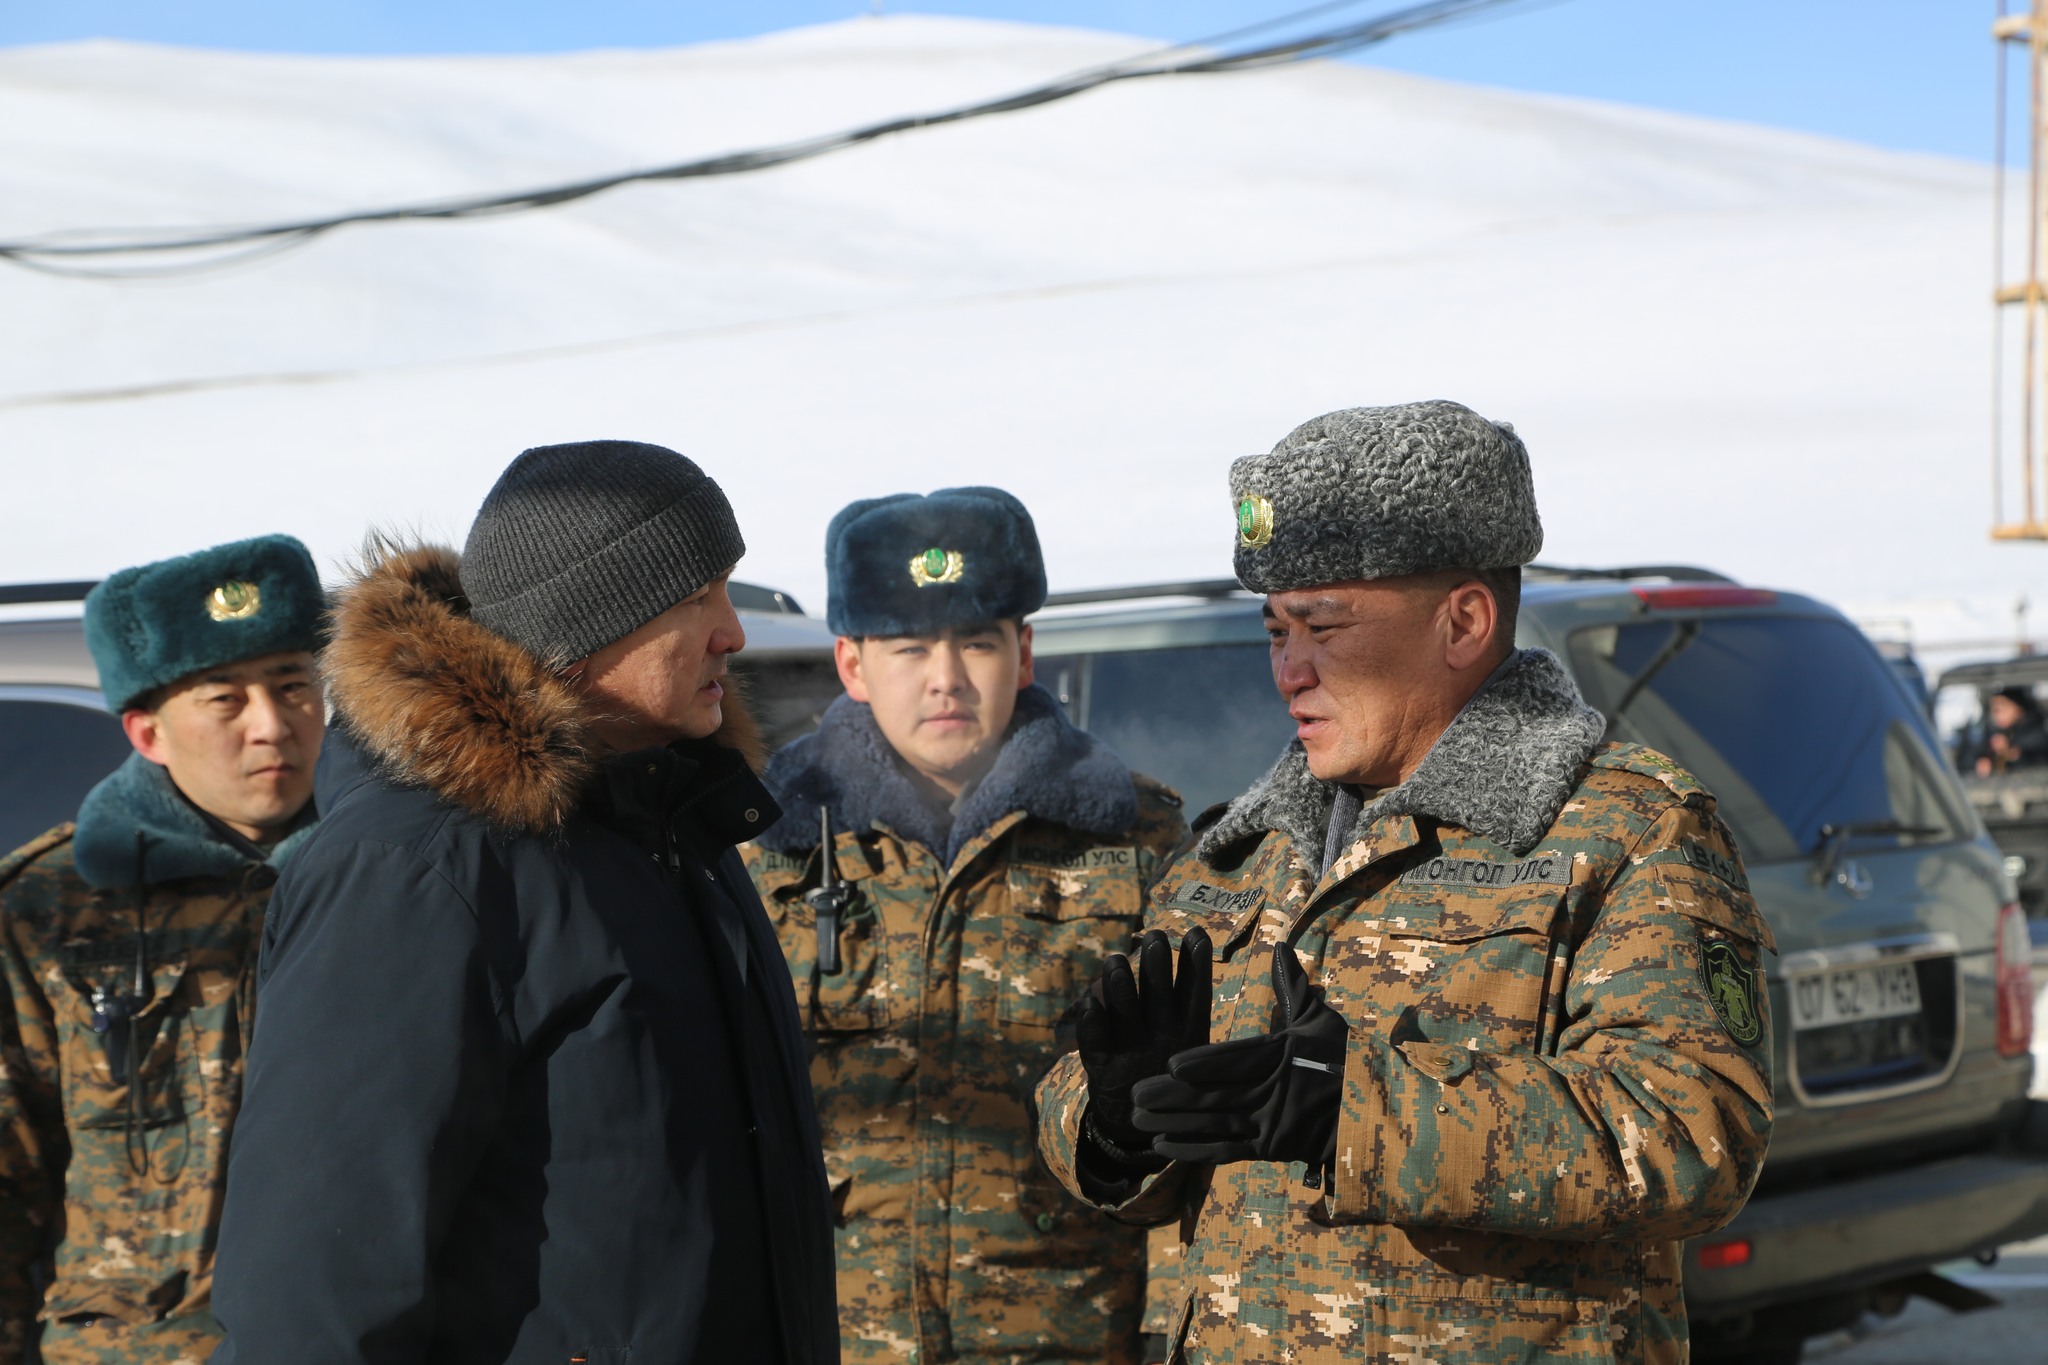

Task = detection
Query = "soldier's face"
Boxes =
[121,650,324,843]
[1265,576,1504,788]
[576,573,747,751]
[837,622,1034,798]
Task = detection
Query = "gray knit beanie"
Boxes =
[1229,400,1541,593]
[461,440,746,662]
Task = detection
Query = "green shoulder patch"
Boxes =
[1699,938,1764,1047]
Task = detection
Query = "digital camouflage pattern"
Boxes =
[0,827,271,1365]
[1037,745,1776,1365]
[744,778,1188,1364]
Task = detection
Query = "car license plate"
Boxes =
[1790,961,1922,1031]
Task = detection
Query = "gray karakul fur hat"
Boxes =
[825,487,1047,637]
[1229,400,1542,592]
[84,534,324,711]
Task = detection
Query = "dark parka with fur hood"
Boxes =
[209,545,840,1365]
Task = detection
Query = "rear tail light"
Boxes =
[1630,586,1778,610]
[1995,903,2035,1059]
[1696,1238,1752,1270]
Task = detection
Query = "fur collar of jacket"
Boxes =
[1198,648,1605,866]
[73,751,316,890]
[323,542,764,837]
[756,683,1137,865]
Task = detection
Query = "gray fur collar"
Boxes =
[73,752,317,891]
[1197,648,1604,866]
[757,683,1137,865]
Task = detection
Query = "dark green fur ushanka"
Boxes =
[84,534,324,710]
[824,486,1046,637]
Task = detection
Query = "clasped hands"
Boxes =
[1076,928,1350,1178]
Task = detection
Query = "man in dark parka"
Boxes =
[209,441,840,1365]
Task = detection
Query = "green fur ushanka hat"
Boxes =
[1229,400,1542,593]
[825,487,1047,638]
[84,534,324,710]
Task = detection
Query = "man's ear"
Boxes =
[833,636,871,703]
[1015,622,1035,690]
[1441,581,1500,673]
[121,707,172,767]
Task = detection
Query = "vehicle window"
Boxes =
[1050,644,1295,818]
[1568,617,1968,864]
[729,656,848,754]
[0,699,132,859]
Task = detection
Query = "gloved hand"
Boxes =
[1132,943,1349,1176]
[1075,926,1213,1169]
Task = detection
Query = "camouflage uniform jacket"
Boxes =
[744,686,1189,1365]
[1036,650,1776,1365]
[0,754,311,1365]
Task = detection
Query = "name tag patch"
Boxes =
[1014,845,1137,872]
[751,849,810,876]
[1399,854,1570,890]
[1160,882,1265,916]
[1680,838,1750,892]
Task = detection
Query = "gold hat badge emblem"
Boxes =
[908,547,966,587]
[1236,494,1275,550]
[206,580,263,622]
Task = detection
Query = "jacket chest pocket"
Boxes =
[55,948,201,1133]
[994,861,1144,1030]
[774,884,897,1032]
[1329,881,1571,1049]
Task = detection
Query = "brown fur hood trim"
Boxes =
[324,541,764,836]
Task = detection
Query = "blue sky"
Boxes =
[0,2,2009,164]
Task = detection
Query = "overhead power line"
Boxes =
[0,0,1543,280]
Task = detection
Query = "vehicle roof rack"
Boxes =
[1043,579,1248,608]
[0,581,97,607]
[729,581,805,615]
[1936,655,2048,690]
[1523,564,1735,585]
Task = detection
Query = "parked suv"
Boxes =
[1010,566,2048,1363]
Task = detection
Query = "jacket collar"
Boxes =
[756,683,1137,865]
[587,740,779,859]
[322,542,764,836]
[72,750,316,891]
[1197,648,1605,867]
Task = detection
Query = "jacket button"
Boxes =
[1437,1104,1450,1114]
[1035,1213,1056,1232]
[646,763,658,775]
[744,807,759,822]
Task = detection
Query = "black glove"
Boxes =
[1132,943,1349,1177]
[1075,927,1213,1169]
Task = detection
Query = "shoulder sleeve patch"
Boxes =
[0,823,75,892]
[1591,742,1712,804]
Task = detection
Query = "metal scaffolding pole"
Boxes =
[1994,0,2048,539]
